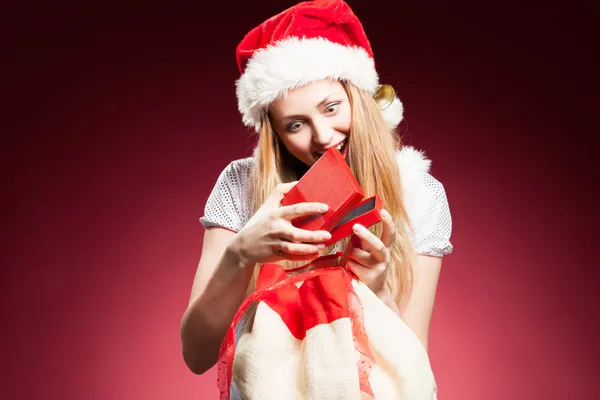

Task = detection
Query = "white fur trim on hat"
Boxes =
[236,37,404,131]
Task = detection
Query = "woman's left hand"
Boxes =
[342,208,395,297]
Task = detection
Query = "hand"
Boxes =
[341,209,395,297]
[230,181,332,267]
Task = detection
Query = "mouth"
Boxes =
[313,138,348,159]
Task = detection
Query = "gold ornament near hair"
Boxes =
[373,84,396,110]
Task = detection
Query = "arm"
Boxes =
[180,182,332,375]
[180,227,254,375]
[398,254,442,352]
[397,171,451,351]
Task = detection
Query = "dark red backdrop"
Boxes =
[2,1,596,399]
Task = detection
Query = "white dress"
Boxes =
[198,146,453,399]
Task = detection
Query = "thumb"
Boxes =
[269,181,299,203]
[278,180,299,194]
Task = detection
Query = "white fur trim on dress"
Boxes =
[236,37,381,131]
[396,145,431,196]
[396,146,431,175]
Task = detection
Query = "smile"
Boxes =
[314,138,348,158]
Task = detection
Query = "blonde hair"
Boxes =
[246,80,415,305]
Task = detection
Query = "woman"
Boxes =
[180,0,453,386]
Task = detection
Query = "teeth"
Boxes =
[315,140,346,157]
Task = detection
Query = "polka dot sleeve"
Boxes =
[408,173,454,257]
[199,158,253,232]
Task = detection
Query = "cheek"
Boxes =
[335,104,352,132]
[280,132,312,154]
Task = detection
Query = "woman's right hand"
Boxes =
[229,181,332,267]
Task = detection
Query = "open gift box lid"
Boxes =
[281,147,382,246]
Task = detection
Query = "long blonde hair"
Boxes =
[246,80,416,305]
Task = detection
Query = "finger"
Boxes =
[351,233,364,250]
[264,181,299,207]
[275,241,326,256]
[277,202,329,220]
[346,259,385,284]
[352,223,389,263]
[275,181,299,195]
[379,209,396,249]
[272,181,299,200]
[278,226,332,243]
[348,247,377,268]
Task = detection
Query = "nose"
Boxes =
[311,119,334,147]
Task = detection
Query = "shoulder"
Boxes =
[212,155,255,204]
[199,156,255,231]
[219,156,254,180]
[395,145,446,203]
[394,145,449,213]
[395,146,453,256]
[210,156,255,195]
[395,146,432,197]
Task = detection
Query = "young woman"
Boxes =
[180,0,453,383]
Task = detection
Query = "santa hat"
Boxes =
[235,0,404,131]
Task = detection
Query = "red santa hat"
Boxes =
[235,0,404,131]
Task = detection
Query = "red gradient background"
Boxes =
[2,2,596,399]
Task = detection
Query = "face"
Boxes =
[268,80,351,167]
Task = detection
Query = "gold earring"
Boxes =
[373,84,396,110]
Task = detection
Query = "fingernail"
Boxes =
[352,224,364,232]
[381,209,390,218]
[316,243,326,249]
[319,205,329,213]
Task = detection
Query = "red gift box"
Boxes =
[281,147,382,247]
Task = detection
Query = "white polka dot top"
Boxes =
[200,146,453,257]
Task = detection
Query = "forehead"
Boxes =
[268,80,347,117]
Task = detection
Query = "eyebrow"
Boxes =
[280,93,336,121]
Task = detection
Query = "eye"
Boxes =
[324,102,341,114]
[286,121,303,132]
